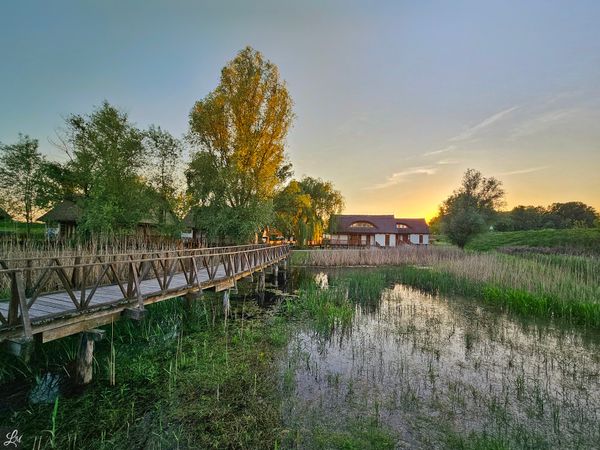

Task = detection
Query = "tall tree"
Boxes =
[439,169,505,247]
[61,101,148,234]
[0,134,45,233]
[187,46,294,243]
[144,125,183,227]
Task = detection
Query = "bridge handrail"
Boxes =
[0,244,290,338]
[0,243,271,268]
[0,244,288,273]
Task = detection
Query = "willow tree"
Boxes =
[187,46,294,243]
[273,177,344,246]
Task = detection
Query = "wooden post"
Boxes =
[223,289,230,318]
[25,259,33,296]
[184,291,198,311]
[257,271,265,293]
[272,264,279,287]
[75,329,105,385]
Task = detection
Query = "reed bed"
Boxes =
[0,239,193,294]
[293,247,600,325]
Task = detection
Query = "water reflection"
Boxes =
[282,274,600,448]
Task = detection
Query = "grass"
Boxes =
[465,228,600,254]
[1,294,289,449]
[1,271,399,449]
[0,220,46,238]
[292,247,600,326]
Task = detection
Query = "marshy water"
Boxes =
[281,269,600,448]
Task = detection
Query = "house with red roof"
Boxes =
[327,214,429,246]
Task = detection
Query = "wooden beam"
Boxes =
[123,307,147,321]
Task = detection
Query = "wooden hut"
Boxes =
[37,199,81,238]
[181,208,205,246]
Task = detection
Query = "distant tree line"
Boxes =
[0,46,343,243]
[431,169,598,248]
[494,202,598,231]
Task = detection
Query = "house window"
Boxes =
[396,223,408,229]
[349,221,375,228]
[361,235,367,245]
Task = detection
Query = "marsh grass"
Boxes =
[293,247,600,326]
[0,291,289,449]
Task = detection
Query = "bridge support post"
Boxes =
[272,264,279,286]
[184,291,200,311]
[223,290,230,318]
[75,329,105,385]
[256,271,265,293]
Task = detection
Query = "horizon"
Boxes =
[1,1,599,221]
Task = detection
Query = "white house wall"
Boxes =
[389,235,396,246]
[374,234,386,246]
[409,234,430,245]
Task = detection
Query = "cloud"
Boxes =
[499,166,549,176]
[367,166,438,190]
[449,106,520,142]
[423,144,456,157]
[422,106,519,159]
[509,108,579,138]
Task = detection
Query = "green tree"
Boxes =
[545,202,598,229]
[187,46,294,243]
[273,177,343,245]
[439,169,505,248]
[144,125,183,229]
[61,101,149,235]
[0,134,46,233]
[273,180,312,242]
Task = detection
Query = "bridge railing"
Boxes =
[0,244,289,339]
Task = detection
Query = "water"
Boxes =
[281,270,600,449]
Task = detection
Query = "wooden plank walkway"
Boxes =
[0,244,290,343]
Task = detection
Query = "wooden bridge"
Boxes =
[0,244,290,347]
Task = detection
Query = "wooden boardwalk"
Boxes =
[0,244,290,344]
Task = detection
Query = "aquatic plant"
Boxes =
[293,247,600,325]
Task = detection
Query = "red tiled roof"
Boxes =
[331,215,429,234]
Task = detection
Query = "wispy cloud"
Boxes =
[423,144,456,157]
[499,166,549,176]
[509,108,578,138]
[367,166,438,190]
[422,106,519,159]
[449,106,520,142]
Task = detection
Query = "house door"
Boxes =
[385,234,390,246]
[349,234,360,246]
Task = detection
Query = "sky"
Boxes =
[1,0,599,220]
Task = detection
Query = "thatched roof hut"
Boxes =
[37,200,82,224]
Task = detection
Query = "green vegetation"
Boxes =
[0,134,47,233]
[273,177,344,246]
[435,169,505,248]
[0,220,45,237]
[494,201,599,231]
[1,295,288,449]
[465,228,600,253]
[293,246,600,326]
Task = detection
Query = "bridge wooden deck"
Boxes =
[0,244,289,344]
